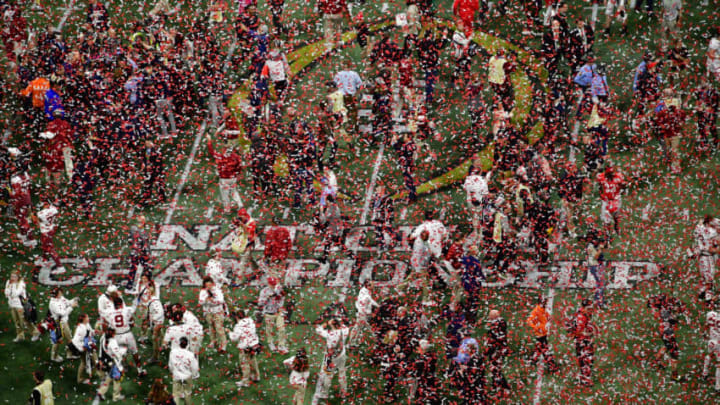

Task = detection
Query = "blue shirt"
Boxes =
[44,89,64,121]
[574,63,608,97]
[632,61,647,93]
[334,70,363,95]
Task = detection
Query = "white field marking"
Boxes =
[55,0,76,31]
[532,287,556,405]
[282,207,290,220]
[400,207,408,221]
[204,206,214,219]
[127,205,135,220]
[359,143,385,226]
[162,41,238,225]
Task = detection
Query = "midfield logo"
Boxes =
[36,224,660,289]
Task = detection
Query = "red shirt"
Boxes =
[43,120,73,172]
[655,106,686,139]
[318,0,347,15]
[597,171,623,201]
[207,139,243,179]
[10,172,31,209]
[265,226,291,262]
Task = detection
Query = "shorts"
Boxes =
[115,332,138,354]
[601,197,621,223]
[662,336,679,359]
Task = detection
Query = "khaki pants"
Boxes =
[51,321,72,359]
[152,324,164,359]
[10,307,37,340]
[263,313,287,349]
[663,136,681,172]
[323,13,345,50]
[98,370,122,401]
[173,379,194,405]
[311,354,347,404]
[293,383,307,405]
[238,350,260,384]
[205,312,227,351]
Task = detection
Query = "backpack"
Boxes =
[21,296,37,323]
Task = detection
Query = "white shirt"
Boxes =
[106,306,136,334]
[198,287,225,315]
[72,323,93,352]
[163,324,189,350]
[662,0,682,22]
[316,325,349,357]
[228,317,259,349]
[97,294,117,324]
[463,174,489,204]
[37,205,58,234]
[708,38,720,76]
[104,336,127,372]
[410,220,448,258]
[49,296,75,323]
[708,310,720,342]
[5,280,27,309]
[206,259,229,286]
[355,287,378,316]
[290,370,310,386]
[695,222,718,253]
[148,298,164,326]
[410,238,432,273]
[169,347,199,381]
[265,56,290,82]
[183,311,204,337]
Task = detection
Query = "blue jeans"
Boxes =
[425,67,438,104]
[589,265,605,306]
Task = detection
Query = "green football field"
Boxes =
[2,0,720,404]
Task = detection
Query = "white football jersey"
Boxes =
[695,222,718,252]
[107,306,136,334]
[708,310,720,342]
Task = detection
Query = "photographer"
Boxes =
[258,277,288,354]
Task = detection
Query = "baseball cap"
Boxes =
[267,277,278,286]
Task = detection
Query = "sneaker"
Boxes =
[278,347,289,355]
[113,394,126,401]
[52,356,64,362]
[268,342,277,352]
[13,336,24,342]
[236,381,250,387]
[31,334,40,342]
[80,379,91,385]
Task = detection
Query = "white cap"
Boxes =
[39,131,56,140]
[106,284,118,294]
[7,147,20,156]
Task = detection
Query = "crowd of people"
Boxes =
[2,0,720,404]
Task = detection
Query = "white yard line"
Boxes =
[532,287,556,405]
[162,41,237,225]
[359,143,385,225]
[55,0,76,31]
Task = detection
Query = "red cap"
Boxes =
[268,277,278,286]
[238,208,250,222]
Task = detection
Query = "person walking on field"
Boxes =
[5,270,40,342]
[348,280,379,347]
[526,296,559,372]
[169,337,200,405]
[199,277,227,353]
[258,277,288,354]
[229,310,261,388]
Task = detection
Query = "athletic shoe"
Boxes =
[278,347,289,355]
[52,356,63,362]
[113,394,126,401]
[236,381,250,387]
[31,334,40,342]
[13,336,23,342]
[268,342,277,352]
